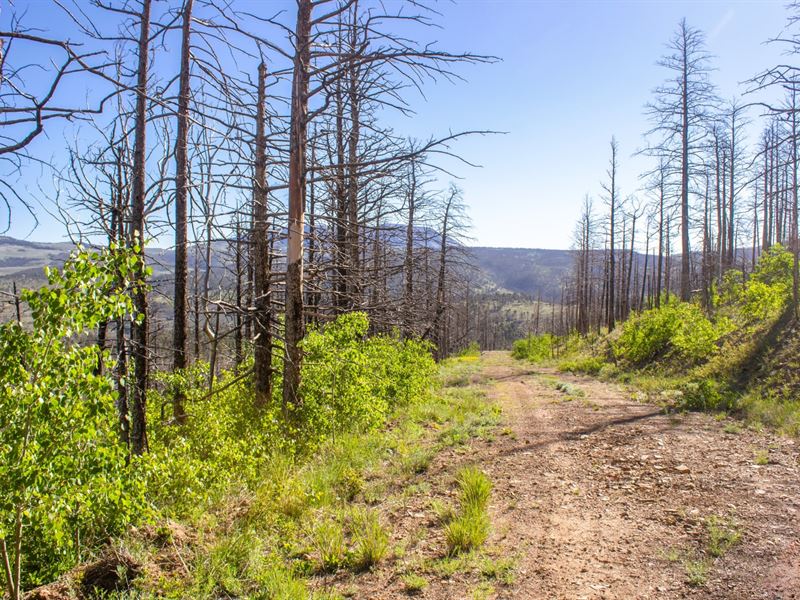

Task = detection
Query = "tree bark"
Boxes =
[282,0,313,414]
[172,0,193,424]
[130,0,152,455]
[253,61,273,409]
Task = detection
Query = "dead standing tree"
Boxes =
[645,19,717,302]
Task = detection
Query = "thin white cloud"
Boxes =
[709,8,736,42]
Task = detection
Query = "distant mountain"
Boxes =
[0,237,74,282]
[0,236,580,300]
[468,247,575,299]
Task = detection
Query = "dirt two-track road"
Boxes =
[476,351,800,600]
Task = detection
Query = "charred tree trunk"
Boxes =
[172,0,193,424]
[253,61,273,409]
[283,0,313,414]
[130,0,152,455]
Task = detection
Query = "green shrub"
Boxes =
[299,313,436,446]
[559,356,605,375]
[614,302,729,365]
[0,245,147,593]
[457,341,481,358]
[678,379,734,412]
[511,334,555,362]
[720,245,792,321]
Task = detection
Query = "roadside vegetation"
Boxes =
[0,246,504,598]
[513,245,800,436]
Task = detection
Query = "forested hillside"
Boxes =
[2,1,800,599]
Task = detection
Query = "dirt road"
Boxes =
[479,351,800,600]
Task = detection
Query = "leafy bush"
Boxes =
[298,313,436,446]
[0,245,146,594]
[559,356,606,375]
[511,334,555,362]
[457,341,481,358]
[678,379,734,412]
[719,245,793,321]
[142,312,437,519]
[614,302,729,365]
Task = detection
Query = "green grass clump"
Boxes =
[311,519,347,572]
[401,573,429,595]
[457,466,492,510]
[480,556,516,585]
[350,508,389,571]
[444,467,492,555]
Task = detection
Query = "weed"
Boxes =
[723,422,742,435]
[684,557,710,587]
[662,547,681,563]
[754,449,770,465]
[430,498,456,525]
[706,516,742,557]
[471,581,496,600]
[400,446,435,476]
[555,381,585,397]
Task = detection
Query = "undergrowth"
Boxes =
[511,245,800,436]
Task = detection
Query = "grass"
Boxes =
[401,573,428,595]
[349,508,389,571]
[444,467,492,555]
[311,518,347,572]
[723,422,742,435]
[480,556,516,585]
[91,355,503,599]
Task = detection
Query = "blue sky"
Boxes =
[4,0,792,249]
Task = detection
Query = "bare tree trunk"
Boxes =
[130,0,152,455]
[679,28,692,302]
[605,138,617,331]
[656,162,665,308]
[253,61,273,409]
[403,160,417,337]
[283,0,313,414]
[172,0,193,424]
[234,217,244,367]
[792,91,799,318]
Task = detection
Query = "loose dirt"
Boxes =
[339,351,800,599]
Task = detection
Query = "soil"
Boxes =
[334,351,800,600]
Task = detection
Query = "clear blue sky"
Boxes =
[4,0,791,249]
